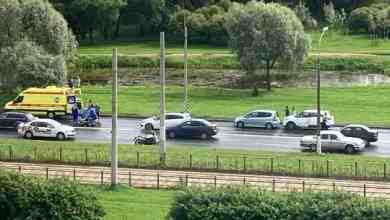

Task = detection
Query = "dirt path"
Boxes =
[2,161,390,199]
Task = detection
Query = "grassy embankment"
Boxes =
[98,186,174,220]
[76,31,390,73]
[81,85,390,126]
[2,138,390,181]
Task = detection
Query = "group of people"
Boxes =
[284,106,296,117]
[68,76,81,89]
[71,100,101,126]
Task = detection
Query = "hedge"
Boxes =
[72,54,387,73]
[0,171,105,220]
[169,187,390,220]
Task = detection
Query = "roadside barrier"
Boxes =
[2,162,390,199]
[1,146,389,182]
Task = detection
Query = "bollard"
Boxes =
[384,163,387,179]
[100,170,104,185]
[73,169,76,181]
[46,168,49,180]
[302,180,305,192]
[355,161,358,177]
[243,176,246,186]
[18,166,21,174]
[216,155,220,170]
[326,160,330,177]
[129,171,132,187]
[363,184,366,198]
[185,175,189,187]
[85,149,88,164]
[272,179,276,192]
[333,182,336,192]
[298,159,301,174]
[157,172,160,190]
[136,152,140,168]
[270,158,274,174]
[189,154,192,169]
[243,156,247,172]
[214,176,217,188]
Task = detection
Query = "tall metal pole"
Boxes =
[160,32,166,165]
[184,25,189,113]
[316,27,328,155]
[111,48,118,185]
[316,55,322,154]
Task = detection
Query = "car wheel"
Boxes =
[286,122,296,130]
[345,145,355,154]
[57,132,66,141]
[47,112,55,119]
[168,131,176,139]
[200,133,209,140]
[265,123,273,130]
[145,123,154,131]
[24,131,33,139]
[237,121,245,128]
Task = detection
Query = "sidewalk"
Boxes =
[2,161,390,199]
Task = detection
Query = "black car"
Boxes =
[0,112,35,129]
[166,119,218,140]
[340,124,378,143]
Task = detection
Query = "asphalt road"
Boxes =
[1,117,390,157]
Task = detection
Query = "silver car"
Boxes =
[300,130,366,153]
[234,110,280,129]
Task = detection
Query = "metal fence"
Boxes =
[1,145,390,181]
[2,162,390,199]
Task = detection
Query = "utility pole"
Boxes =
[160,32,166,165]
[111,48,118,186]
[316,27,329,155]
[183,25,189,113]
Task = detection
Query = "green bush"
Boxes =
[169,187,390,220]
[0,171,105,220]
[73,54,386,73]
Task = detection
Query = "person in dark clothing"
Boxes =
[68,79,74,88]
[71,105,80,126]
[95,104,101,119]
[285,106,290,117]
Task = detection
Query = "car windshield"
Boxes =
[26,114,35,121]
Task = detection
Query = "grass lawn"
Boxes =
[2,138,390,181]
[97,186,175,220]
[80,85,390,126]
[79,31,390,56]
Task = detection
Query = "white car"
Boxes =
[283,109,335,130]
[18,119,76,140]
[300,130,365,153]
[139,113,191,130]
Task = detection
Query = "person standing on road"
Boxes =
[285,106,290,117]
[72,105,80,126]
[96,103,101,119]
[75,75,81,88]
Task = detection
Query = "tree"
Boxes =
[225,1,310,92]
[0,0,77,90]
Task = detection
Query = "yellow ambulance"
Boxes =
[4,86,82,118]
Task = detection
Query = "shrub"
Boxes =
[169,187,390,220]
[0,171,105,220]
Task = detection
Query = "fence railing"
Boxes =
[2,162,390,199]
[1,145,389,181]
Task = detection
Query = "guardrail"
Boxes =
[2,162,390,199]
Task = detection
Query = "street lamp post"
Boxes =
[316,26,329,155]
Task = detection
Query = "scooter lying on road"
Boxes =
[132,130,159,145]
[78,108,101,127]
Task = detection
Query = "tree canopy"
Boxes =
[225,1,311,92]
[0,0,77,90]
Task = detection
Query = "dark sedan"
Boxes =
[0,112,35,129]
[166,119,218,140]
[340,124,378,143]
